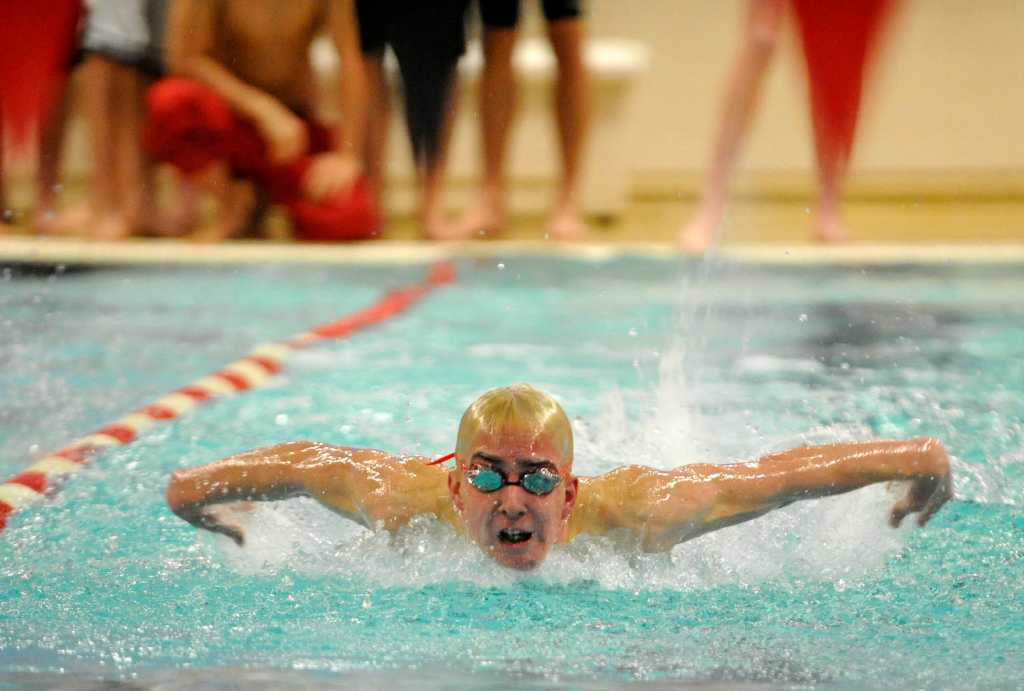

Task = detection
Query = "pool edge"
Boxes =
[1,236,1024,266]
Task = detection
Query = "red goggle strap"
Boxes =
[427,452,456,466]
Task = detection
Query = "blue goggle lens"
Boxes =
[466,468,561,496]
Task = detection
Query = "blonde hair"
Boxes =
[455,384,573,466]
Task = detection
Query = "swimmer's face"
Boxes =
[448,429,577,571]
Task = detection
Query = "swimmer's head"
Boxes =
[449,384,578,571]
[455,384,573,468]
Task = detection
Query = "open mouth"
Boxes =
[497,528,533,545]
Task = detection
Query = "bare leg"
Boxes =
[419,71,460,240]
[155,172,202,237]
[108,62,153,239]
[679,0,786,253]
[362,54,391,205]
[455,26,518,238]
[545,18,591,242]
[809,92,850,242]
[186,161,256,243]
[33,80,72,233]
[77,56,127,239]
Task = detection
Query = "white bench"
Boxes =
[313,36,650,220]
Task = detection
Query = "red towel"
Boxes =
[288,178,381,242]
[143,78,236,175]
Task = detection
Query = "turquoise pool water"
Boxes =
[1,257,1022,689]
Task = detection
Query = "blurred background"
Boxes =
[1,0,1022,246]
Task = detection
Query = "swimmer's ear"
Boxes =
[448,472,465,512]
[561,477,579,520]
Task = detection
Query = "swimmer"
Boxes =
[166,384,953,570]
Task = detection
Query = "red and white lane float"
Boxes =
[0,262,455,532]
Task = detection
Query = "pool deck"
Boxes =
[2,195,1023,266]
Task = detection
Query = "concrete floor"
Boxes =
[3,175,1024,254]
[381,196,1024,246]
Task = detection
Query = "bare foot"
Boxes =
[813,208,850,244]
[546,203,589,242]
[454,196,505,240]
[35,202,92,236]
[92,214,134,241]
[145,202,201,238]
[678,205,723,254]
[33,206,60,234]
[152,180,203,237]
[422,210,468,242]
[187,179,256,243]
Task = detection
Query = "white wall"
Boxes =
[584,0,1024,173]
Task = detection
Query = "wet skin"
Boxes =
[448,430,578,571]
[167,436,952,569]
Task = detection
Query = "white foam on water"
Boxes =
[209,332,914,591]
[209,500,520,587]
[959,446,1024,507]
[209,480,909,591]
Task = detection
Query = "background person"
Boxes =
[355,0,472,241]
[55,0,202,240]
[147,0,375,242]
[680,0,894,253]
[456,0,591,241]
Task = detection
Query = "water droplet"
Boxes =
[798,314,808,323]
[628,328,638,337]
[275,413,289,426]
[497,262,505,271]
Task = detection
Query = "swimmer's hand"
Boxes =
[171,503,247,546]
[303,151,362,202]
[888,442,953,528]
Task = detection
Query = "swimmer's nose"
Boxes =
[496,486,529,520]
[498,503,527,521]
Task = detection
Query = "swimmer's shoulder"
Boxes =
[312,444,453,530]
[568,465,656,539]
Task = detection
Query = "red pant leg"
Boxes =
[143,78,237,175]
[287,177,380,242]
[145,81,377,240]
[273,120,380,241]
[252,118,336,202]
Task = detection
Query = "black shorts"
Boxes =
[355,0,472,165]
[357,0,470,60]
[479,0,583,29]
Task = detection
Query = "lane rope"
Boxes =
[0,262,455,533]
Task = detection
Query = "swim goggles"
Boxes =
[427,453,562,496]
[464,465,563,496]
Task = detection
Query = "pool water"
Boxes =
[1,257,1022,689]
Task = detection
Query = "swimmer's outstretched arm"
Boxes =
[165,442,439,545]
[597,438,952,552]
